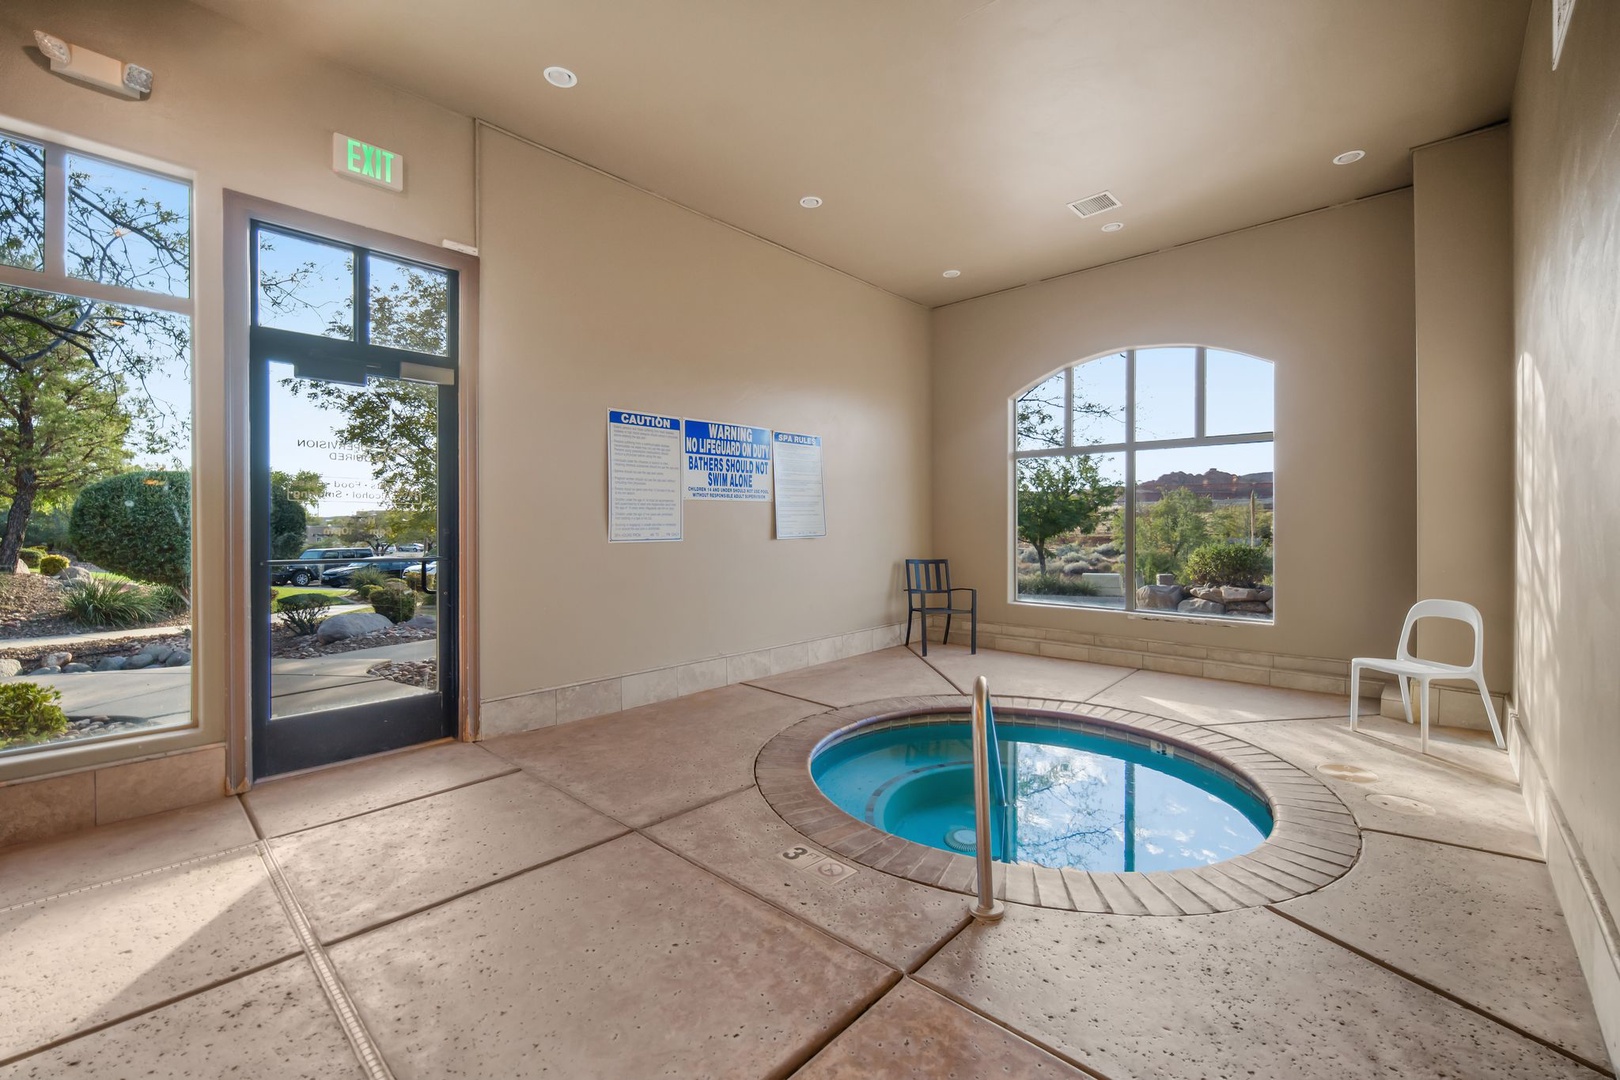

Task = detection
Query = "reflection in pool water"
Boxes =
[811,717,1272,873]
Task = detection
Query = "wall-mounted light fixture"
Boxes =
[33,31,152,99]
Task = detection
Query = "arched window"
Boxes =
[1013,346,1275,621]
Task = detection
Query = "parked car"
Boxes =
[273,547,375,587]
[319,554,432,587]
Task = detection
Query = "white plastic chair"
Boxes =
[1349,599,1504,753]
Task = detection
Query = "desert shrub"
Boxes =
[348,566,389,590]
[38,554,69,576]
[17,547,44,569]
[370,583,417,624]
[1183,543,1272,588]
[353,583,385,602]
[63,578,166,628]
[0,683,68,748]
[70,471,191,591]
[149,584,190,615]
[278,593,333,636]
[1016,572,1101,598]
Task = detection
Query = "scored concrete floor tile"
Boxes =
[1275,831,1609,1068]
[271,771,626,942]
[485,684,822,826]
[646,787,967,969]
[1087,668,1375,726]
[329,834,895,1079]
[1213,717,1540,858]
[749,647,959,708]
[918,643,1134,702]
[245,742,514,837]
[0,850,302,1061]
[0,796,256,908]
[791,979,1085,1079]
[918,904,1605,1080]
[0,957,364,1080]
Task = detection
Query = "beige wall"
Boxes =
[0,0,475,783]
[1512,0,1620,1000]
[929,192,1418,665]
[1412,127,1515,688]
[475,128,930,701]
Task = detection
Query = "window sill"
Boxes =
[1010,596,1273,628]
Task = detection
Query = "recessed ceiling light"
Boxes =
[1332,149,1366,165]
[1100,222,1125,233]
[942,269,961,278]
[543,66,578,88]
[799,195,822,208]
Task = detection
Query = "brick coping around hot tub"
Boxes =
[754,694,1361,915]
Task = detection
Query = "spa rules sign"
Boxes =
[683,419,772,501]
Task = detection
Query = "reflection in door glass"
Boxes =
[256,229,355,339]
[267,362,438,719]
[367,254,450,355]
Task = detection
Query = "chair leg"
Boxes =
[1349,665,1361,732]
[1475,677,1506,750]
[1418,678,1431,754]
[944,613,952,649]
[1398,676,1413,725]
[905,609,913,648]
[920,614,929,657]
[970,605,977,655]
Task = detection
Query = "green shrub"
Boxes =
[370,583,417,624]
[1016,572,1101,598]
[278,593,332,636]
[17,547,44,569]
[63,578,166,628]
[348,566,390,591]
[1183,543,1272,588]
[0,683,69,748]
[352,583,384,602]
[37,554,69,576]
[70,471,191,591]
[149,584,189,615]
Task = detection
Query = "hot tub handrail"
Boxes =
[968,676,1006,923]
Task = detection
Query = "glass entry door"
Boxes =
[249,222,459,777]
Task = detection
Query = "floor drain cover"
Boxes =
[1317,763,1380,783]
[944,827,977,852]
[1366,793,1436,816]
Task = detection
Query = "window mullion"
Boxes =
[1124,349,1137,613]
[1063,365,1073,449]
[43,144,67,279]
[1195,346,1206,439]
[354,246,370,345]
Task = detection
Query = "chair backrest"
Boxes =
[905,559,951,594]
[1396,599,1485,669]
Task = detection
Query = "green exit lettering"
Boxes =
[332,133,404,192]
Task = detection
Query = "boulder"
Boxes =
[1136,583,1185,610]
[316,611,394,643]
[404,614,437,630]
[148,644,174,664]
[62,662,91,673]
[0,659,20,678]
[1178,598,1226,616]
[58,565,94,583]
[42,651,72,669]
[1189,586,1223,602]
[1219,586,1266,603]
[1156,573,1178,586]
[1060,562,1089,576]
[164,650,191,667]
[1227,601,1272,614]
[94,656,128,672]
[30,665,61,676]
[124,651,157,670]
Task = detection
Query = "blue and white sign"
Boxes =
[608,410,683,541]
[772,431,826,539]
[683,419,772,501]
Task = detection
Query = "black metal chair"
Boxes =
[904,559,976,656]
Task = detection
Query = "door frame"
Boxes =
[223,193,480,790]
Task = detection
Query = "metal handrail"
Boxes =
[968,675,1006,922]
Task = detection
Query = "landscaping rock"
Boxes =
[1156,573,1178,586]
[148,644,174,664]
[1178,598,1226,616]
[317,611,394,643]
[124,651,157,670]
[30,665,61,675]
[163,650,191,667]
[1060,562,1089,576]
[1218,586,1265,602]
[42,651,72,669]
[58,565,94,583]
[94,656,128,672]
[0,659,19,678]
[1136,583,1185,610]
[1227,601,1272,614]
[404,614,437,630]
[1190,586,1224,602]
[62,662,91,673]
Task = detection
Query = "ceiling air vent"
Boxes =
[1067,190,1122,219]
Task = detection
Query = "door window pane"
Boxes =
[1015,452,1125,609]
[1133,347,1196,442]
[1014,371,1066,451]
[256,228,355,339]
[66,153,191,297]
[1206,350,1274,436]
[367,254,450,356]
[0,135,45,271]
[1072,352,1126,445]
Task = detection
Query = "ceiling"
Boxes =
[192,0,1530,306]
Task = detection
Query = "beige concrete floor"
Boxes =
[0,644,1611,1079]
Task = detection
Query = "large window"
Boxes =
[1013,347,1274,621]
[0,129,193,755]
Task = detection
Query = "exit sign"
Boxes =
[332,133,404,192]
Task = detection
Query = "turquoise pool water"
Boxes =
[811,716,1272,873]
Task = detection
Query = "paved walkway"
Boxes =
[0,645,1610,1078]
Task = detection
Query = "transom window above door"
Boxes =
[1012,346,1276,622]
